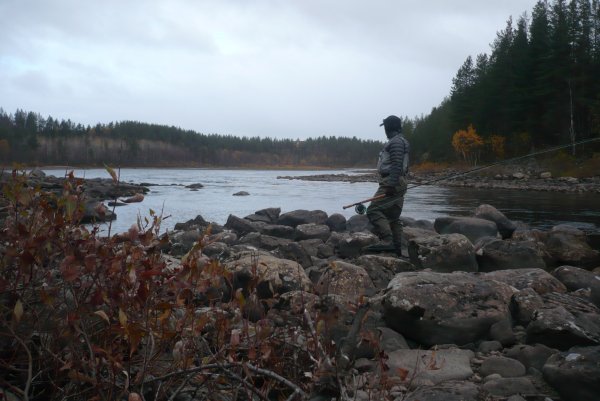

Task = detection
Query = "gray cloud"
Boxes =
[0,0,539,140]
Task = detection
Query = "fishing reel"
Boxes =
[355,203,367,215]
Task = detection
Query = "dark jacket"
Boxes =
[377,131,410,186]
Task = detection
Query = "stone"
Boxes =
[346,214,372,232]
[295,223,331,241]
[480,356,526,377]
[382,271,515,346]
[328,231,378,259]
[543,346,600,401]
[481,377,536,397]
[387,348,475,386]
[408,233,478,272]
[505,344,558,371]
[277,209,328,227]
[476,239,547,272]
[276,242,313,268]
[404,381,480,401]
[474,204,517,239]
[354,254,415,290]
[540,172,552,179]
[376,327,410,353]
[224,214,256,235]
[434,216,498,244]
[260,224,296,240]
[202,241,230,258]
[510,288,545,326]
[544,225,600,268]
[526,292,600,350]
[185,183,204,189]
[315,260,375,300]
[489,319,516,346]
[484,268,567,295]
[174,214,208,230]
[80,200,116,223]
[552,265,600,292]
[478,341,503,353]
[233,191,249,196]
[325,213,346,232]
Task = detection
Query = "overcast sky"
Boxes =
[0,0,540,140]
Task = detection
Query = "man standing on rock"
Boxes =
[365,115,410,256]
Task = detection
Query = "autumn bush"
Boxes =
[0,170,399,401]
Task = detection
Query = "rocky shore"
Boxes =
[160,204,600,401]
[278,170,600,193]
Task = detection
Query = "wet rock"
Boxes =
[245,207,280,224]
[386,348,475,386]
[382,271,514,346]
[185,183,204,189]
[481,377,536,398]
[277,209,328,227]
[276,242,313,268]
[259,224,296,240]
[474,204,517,239]
[325,213,346,232]
[476,239,547,272]
[484,268,567,295]
[408,233,478,272]
[526,292,600,349]
[552,265,600,292]
[505,344,558,371]
[174,214,208,231]
[295,223,331,241]
[480,356,526,377]
[543,345,600,401]
[315,260,375,300]
[232,191,249,196]
[400,216,435,231]
[434,216,498,244]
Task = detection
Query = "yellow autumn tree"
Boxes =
[452,124,483,165]
[489,135,506,160]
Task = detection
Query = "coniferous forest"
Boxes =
[1,0,600,168]
[406,0,600,163]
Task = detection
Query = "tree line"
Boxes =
[407,0,600,163]
[0,110,383,167]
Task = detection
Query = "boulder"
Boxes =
[408,233,478,272]
[225,252,312,298]
[209,231,238,246]
[315,260,376,300]
[232,191,249,196]
[484,268,566,295]
[434,216,499,244]
[295,223,331,241]
[80,200,116,224]
[346,214,372,232]
[476,239,547,272]
[543,346,600,401]
[544,225,600,268]
[259,224,296,240]
[276,242,313,269]
[505,344,558,371]
[510,288,546,326]
[552,265,600,292]
[327,231,378,259]
[202,241,230,259]
[325,213,346,232]
[382,271,515,346]
[474,204,517,239]
[354,255,415,290]
[239,233,291,251]
[174,214,208,231]
[526,292,600,350]
[224,214,256,235]
[481,377,536,398]
[298,239,324,257]
[479,356,526,378]
[277,209,328,227]
[404,381,479,401]
[400,216,435,231]
[245,207,281,224]
[386,348,475,386]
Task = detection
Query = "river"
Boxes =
[42,168,600,240]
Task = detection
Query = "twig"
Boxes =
[8,326,32,401]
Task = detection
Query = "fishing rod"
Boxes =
[347,136,600,214]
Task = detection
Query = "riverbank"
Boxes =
[278,170,600,193]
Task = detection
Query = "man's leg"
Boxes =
[366,186,393,245]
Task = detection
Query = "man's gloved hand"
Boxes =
[383,186,396,196]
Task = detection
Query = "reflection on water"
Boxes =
[42,168,600,238]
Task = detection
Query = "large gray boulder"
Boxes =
[346,214,372,232]
[225,252,312,298]
[277,209,328,227]
[315,260,376,300]
[474,204,517,239]
[245,207,281,224]
[259,224,296,240]
[526,292,600,350]
[484,268,566,295]
[80,200,116,223]
[295,223,331,241]
[543,346,600,401]
[327,231,378,259]
[544,225,600,268]
[325,213,346,232]
[382,271,515,346]
[476,239,547,272]
[408,233,478,272]
[552,265,600,292]
[354,255,415,290]
[224,214,257,235]
[434,216,499,244]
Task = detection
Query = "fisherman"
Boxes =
[365,115,410,256]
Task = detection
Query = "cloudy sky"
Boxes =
[0,0,539,140]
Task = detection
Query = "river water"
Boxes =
[42,168,600,240]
